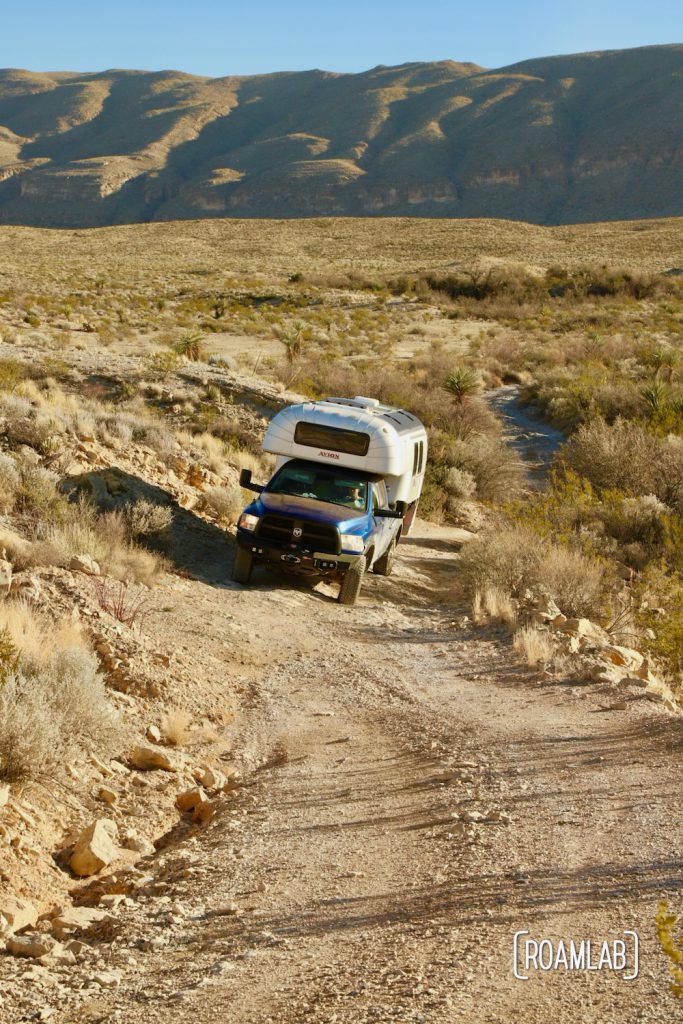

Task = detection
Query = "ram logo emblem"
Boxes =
[293,527,303,539]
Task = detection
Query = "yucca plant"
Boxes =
[174,330,206,362]
[442,367,481,403]
[641,380,669,415]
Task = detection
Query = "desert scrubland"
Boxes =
[0,216,681,1021]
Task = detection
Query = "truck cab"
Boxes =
[232,396,427,605]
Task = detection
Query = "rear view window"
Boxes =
[294,422,370,456]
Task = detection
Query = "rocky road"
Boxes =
[7,518,680,1024]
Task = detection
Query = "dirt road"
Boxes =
[35,519,681,1024]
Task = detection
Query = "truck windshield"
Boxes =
[268,465,368,510]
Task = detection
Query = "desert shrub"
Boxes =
[560,419,660,494]
[458,526,610,618]
[94,579,150,627]
[0,453,20,512]
[124,498,172,537]
[445,436,522,502]
[652,437,683,513]
[4,413,54,453]
[445,466,477,499]
[148,350,181,373]
[534,543,610,618]
[632,564,683,679]
[197,485,243,524]
[15,461,65,522]
[0,644,121,781]
[0,359,26,390]
[132,422,176,457]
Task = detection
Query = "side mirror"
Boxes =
[395,500,407,516]
[239,468,263,493]
[374,507,403,519]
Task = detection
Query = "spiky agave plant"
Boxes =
[442,367,481,403]
[174,330,206,362]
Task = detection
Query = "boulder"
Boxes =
[69,554,101,575]
[51,906,114,939]
[0,896,38,933]
[146,725,162,744]
[533,595,562,620]
[70,819,119,877]
[0,783,10,808]
[129,746,176,772]
[97,786,117,806]
[7,933,56,958]
[176,787,207,813]
[119,829,155,857]
[194,766,226,791]
[560,618,609,645]
[92,970,122,989]
[591,664,628,685]
[603,646,644,670]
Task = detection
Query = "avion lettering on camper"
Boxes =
[512,931,639,981]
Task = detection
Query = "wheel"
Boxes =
[373,536,396,577]
[232,547,254,585]
[337,556,366,605]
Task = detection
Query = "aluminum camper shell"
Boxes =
[262,396,427,517]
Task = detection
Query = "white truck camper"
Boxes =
[262,396,428,533]
[233,396,428,604]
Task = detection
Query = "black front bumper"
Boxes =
[235,530,356,576]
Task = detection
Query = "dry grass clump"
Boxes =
[196,484,243,524]
[0,599,84,669]
[513,625,554,667]
[0,602,121,781]
[161,709,193,747]
[472,585,517,628]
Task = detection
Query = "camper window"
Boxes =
[294,422,370,457]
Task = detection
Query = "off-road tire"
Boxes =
[373,536,396,577]
[337,556,366,605]
[232,547,254,585]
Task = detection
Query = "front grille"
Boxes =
[257,514,340,554]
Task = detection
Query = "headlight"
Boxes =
[238,513,260,532]
[341,535,365,554]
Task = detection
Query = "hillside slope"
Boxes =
[0,44,682,226]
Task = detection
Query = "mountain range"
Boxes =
[0,44,681,227]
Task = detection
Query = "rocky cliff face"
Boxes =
[0,46,681,227]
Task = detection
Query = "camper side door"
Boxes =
[371,481,392,559]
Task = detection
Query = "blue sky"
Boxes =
[2,0,681,76]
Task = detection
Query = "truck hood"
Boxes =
[258,491,367,528]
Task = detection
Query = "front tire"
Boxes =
[337,556,366,605]
[373,536,396,577]
[232,547,254,585]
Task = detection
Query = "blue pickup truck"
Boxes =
[232,396,427,605]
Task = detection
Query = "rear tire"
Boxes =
[232,547,253,585]
[373,536,396,577]
[337,556,366,605]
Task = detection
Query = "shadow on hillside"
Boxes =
[64,467,234,587]
[64,466,345,599]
